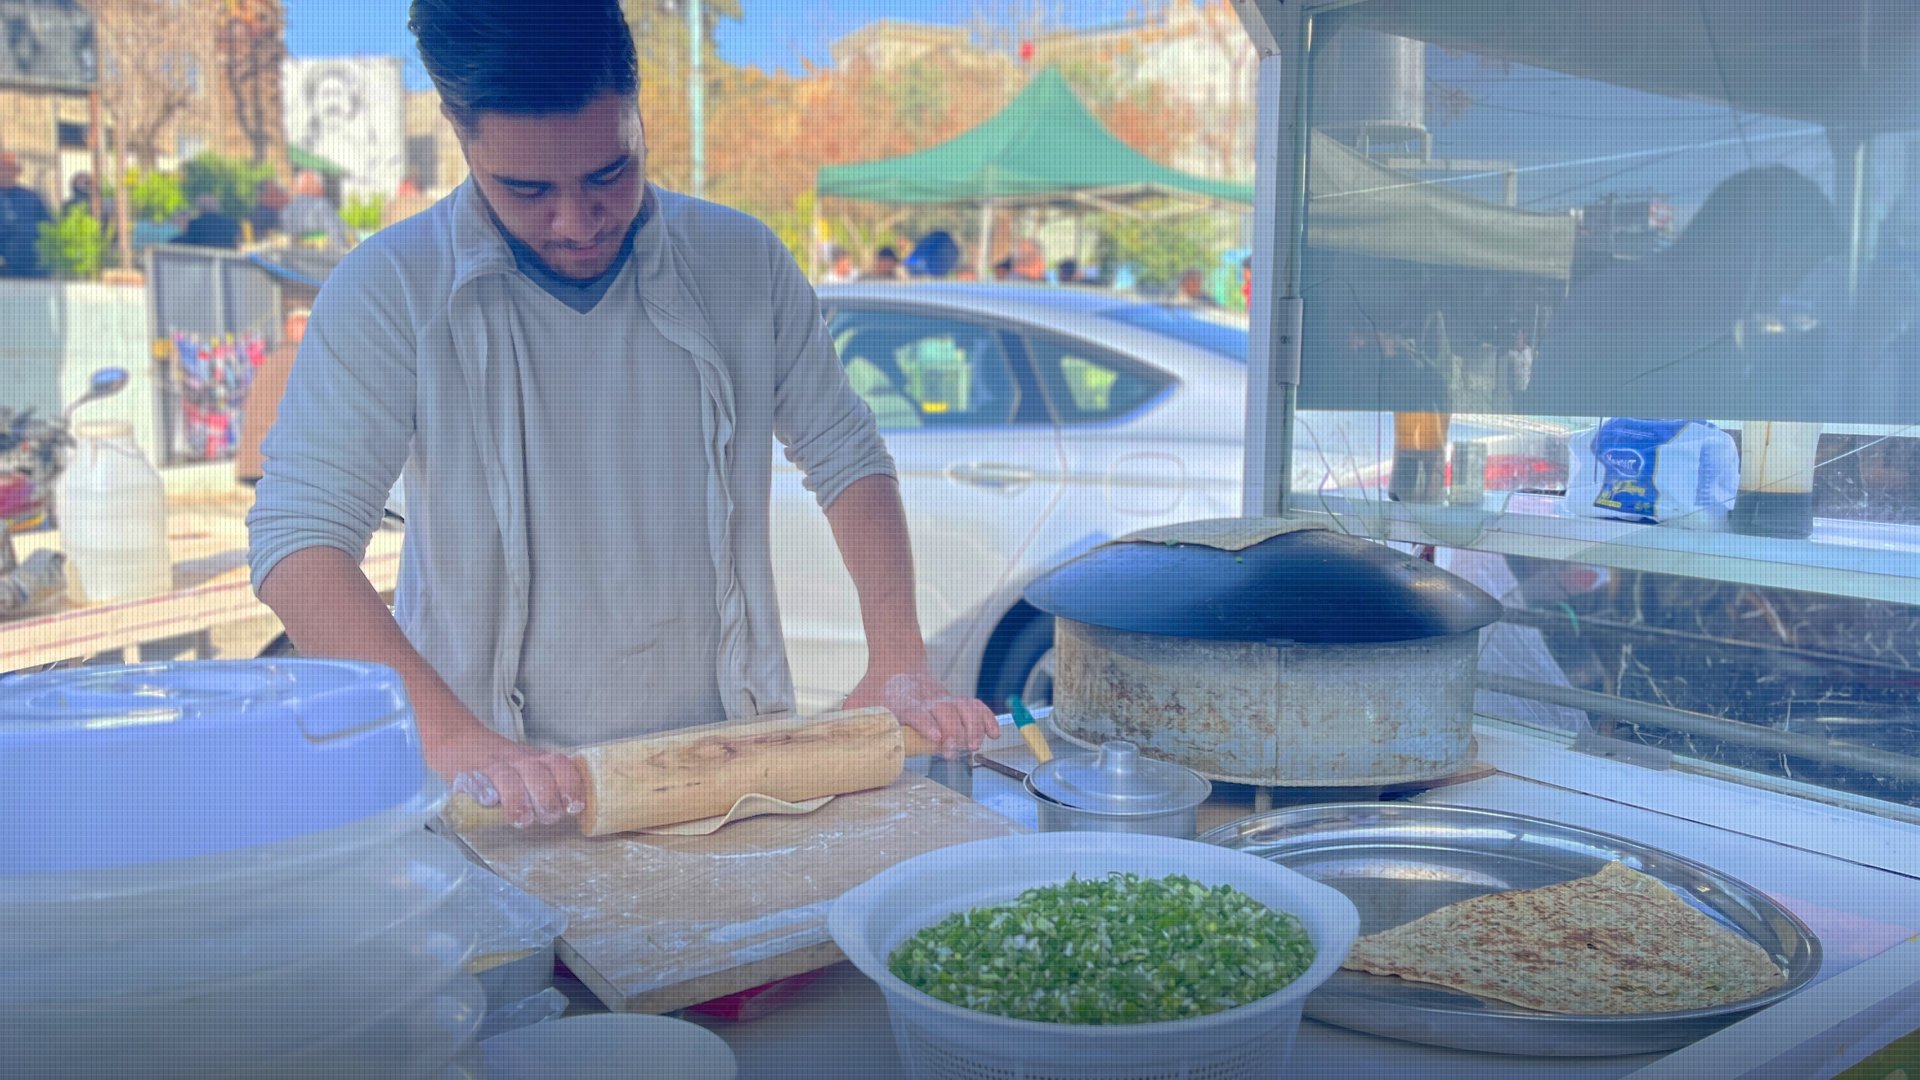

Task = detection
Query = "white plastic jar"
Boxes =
[56,420,170,604]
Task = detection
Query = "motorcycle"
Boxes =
[0,368,132,615]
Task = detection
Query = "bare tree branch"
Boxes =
[218,0,286,164]
[80,0,223,169]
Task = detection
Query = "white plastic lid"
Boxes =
[0,660,434,874]
[484,1015,737,1080]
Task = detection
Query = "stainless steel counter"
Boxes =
[553,730,1920,1079]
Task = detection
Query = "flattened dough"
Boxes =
[640,793,836,836]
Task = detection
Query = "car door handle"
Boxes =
[947,462,1037,490]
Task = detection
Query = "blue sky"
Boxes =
[283,2,1149,89]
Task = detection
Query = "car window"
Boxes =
[826,310,1019,430]
[1021,333,1173,424]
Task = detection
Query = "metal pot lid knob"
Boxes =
[1029,740,1212,813]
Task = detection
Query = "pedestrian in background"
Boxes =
[1176,268,1218,306]
[250,179,292,242]
[0,152,53,277]
[1009,239,1046,282]
[860,245,903,281]
[283,171,353,249]
[176,194,243,248]
[904,229,959,278]
[820,245,857,284]
[60,172,98,218]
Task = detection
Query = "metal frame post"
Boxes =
[1238,3,1312,516]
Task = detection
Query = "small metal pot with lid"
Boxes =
[1024,739,1212,839]
[1024,518,1503,787]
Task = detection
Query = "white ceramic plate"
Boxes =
[482,1014,737,1080]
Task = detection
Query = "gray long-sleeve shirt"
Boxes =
[248,180,895,746]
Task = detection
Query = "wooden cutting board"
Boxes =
[445,775,1022,1014]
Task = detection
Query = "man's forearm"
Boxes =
[823,473,927,671]
[257,546,492,759]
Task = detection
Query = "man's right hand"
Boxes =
[434,728,589,828]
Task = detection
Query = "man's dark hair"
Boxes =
[409,0,639,133]
[875,246,898,261]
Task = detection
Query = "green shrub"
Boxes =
[340,192,385,233]
[1093,207,1224,291]
[126,169,186,224]
[180,154,275,216]
[36,207,107,279]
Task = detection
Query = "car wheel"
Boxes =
[979,614,1054,712]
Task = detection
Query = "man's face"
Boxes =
[460,91,648,281]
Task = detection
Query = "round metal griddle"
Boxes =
[1201,803,1821,1057]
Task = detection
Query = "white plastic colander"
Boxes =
[828,832,1360,1080]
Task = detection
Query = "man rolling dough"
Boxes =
[248,0,997,826]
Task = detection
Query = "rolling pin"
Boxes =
[441,706,945,835]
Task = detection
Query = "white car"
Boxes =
[319,283,1558,712]
[775,282,1563,713]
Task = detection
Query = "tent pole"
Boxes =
[809,198,823,281]
[976,200,996,279]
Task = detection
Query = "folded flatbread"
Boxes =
[1341,861,1788,1014]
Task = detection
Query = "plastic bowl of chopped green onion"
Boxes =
[829,832,1359,1079]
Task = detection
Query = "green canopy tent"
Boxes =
[817,67,1254,277]
[816,66,1572,280]
[286,146,350,179]
[1306,129,1572,280]
[817,67,1253,212]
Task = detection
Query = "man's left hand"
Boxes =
[844,668,999,754]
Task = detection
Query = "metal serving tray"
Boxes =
[1199,803,1821,1057]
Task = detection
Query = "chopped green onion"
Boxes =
[887,872,1315,1024]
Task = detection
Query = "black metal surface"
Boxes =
[1023,527,1502,644]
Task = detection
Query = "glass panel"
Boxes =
[1297,3,1920,811]
[1022,333,1174,424]
[827,309,1019,430]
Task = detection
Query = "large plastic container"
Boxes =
[55,419,171,604]
[0,660,482,1080]
[438,865,568,1013]
[829,832,1360,1080]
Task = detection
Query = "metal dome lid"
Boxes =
[1023,518,1503,645]
[1027,740,1211,816]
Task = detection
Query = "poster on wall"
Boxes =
[0,0,96,90]
[282,57,406,199]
